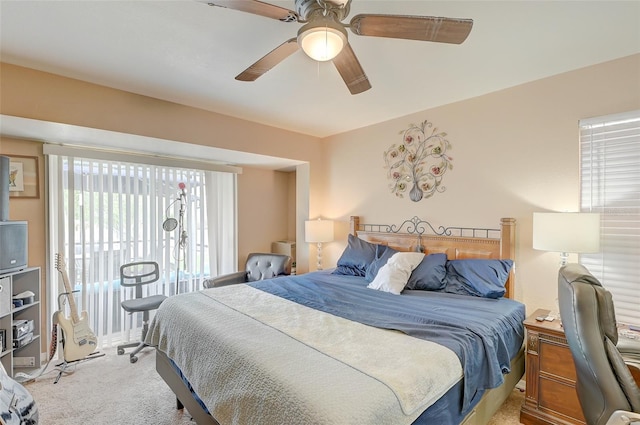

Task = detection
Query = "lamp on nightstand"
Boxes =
[305,218,334,270]
[533,212,601,266]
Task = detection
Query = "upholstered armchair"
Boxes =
[202,253,292,288]
[558,263,640,425]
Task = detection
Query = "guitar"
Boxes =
[0,363,38,425]
[54,254,97,362]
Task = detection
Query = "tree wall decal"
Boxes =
[384,120,453,202]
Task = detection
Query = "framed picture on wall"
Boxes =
[7,155,39,199]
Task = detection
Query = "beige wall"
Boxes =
[322,54,640,315]
[287,171,297,241]
[237,168,292,266]
[0,137,47,291]
[0,64,319,161]
[0,62,327,272]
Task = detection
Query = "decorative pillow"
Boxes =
[332,234,377,277]
[405,253,447,290]
[365,245,398,282]
[443,259,514,299]
[367,252,425,295]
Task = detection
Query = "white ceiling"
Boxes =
[1,0,639,141]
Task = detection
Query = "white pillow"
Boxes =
[367,252,425,295]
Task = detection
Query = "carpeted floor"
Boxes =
[23,347,524,424]
[488,387,525,425]
[24,348,193,425]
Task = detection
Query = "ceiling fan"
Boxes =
[198,0,473,95]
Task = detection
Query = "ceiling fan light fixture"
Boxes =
[297,18,347,62]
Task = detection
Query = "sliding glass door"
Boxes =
[47,152,237,348]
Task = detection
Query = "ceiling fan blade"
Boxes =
[236,38,299,82]
[332,43,371,95]
[199,1,299,22]
[350,14,473,44]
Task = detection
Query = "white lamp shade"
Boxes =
[297,19,347,62]
[299,28,344,61]
[305,219,334,243]
[533,212,600,253]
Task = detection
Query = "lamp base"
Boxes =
[316,242,323,270]
[559,252,569,267]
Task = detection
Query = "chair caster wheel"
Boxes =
[117,348,125,355]
[130,356,138,364]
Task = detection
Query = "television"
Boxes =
[0,221,28,274]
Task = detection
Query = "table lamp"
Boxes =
[305,219,334,270]
[533,212,600,266]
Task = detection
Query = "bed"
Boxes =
[146,216,525,425]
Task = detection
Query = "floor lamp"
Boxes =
[305,219,334,270]
[163,182,188,294]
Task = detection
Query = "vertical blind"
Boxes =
[47,150,238,348]
[579,110,640,326]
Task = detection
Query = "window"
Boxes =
[579,110,640,326]
[46,146,238,347]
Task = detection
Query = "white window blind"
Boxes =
[579,110,640,326]
[47,151,237,348]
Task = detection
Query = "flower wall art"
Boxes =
[384,120,453,202]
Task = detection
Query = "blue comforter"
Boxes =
[250,270,525,419]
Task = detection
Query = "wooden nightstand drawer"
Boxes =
[538,376,585,422]
[539,341,577,382]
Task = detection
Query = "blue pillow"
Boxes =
[443,259,513,299]
[405,253,447,290]
[332,234,377,277]
[365,245,398,282]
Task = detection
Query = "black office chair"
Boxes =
[558,263,640,425]
[117,261,167,363]
[202,253,291,288]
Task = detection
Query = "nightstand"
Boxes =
[520,308,586,425]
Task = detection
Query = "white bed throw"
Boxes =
[146,285,463,425]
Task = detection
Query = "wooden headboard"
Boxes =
[349,216,517,299]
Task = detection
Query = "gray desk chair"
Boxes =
[203,253,291,288]
[558,264,640,425]
[117,261,167,363]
